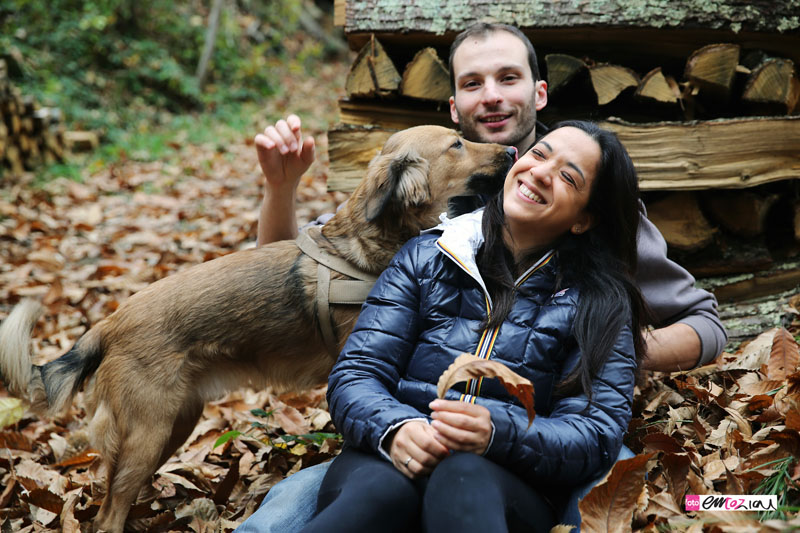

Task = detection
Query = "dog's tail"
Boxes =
[0,300,103,416]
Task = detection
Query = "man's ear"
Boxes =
[449,96,459,125]
[365,150,431,222]
[534,80,548,111]
[570,212,593,235]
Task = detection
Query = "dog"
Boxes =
[0,125,515,532]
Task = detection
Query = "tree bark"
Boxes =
[339,1,800,36]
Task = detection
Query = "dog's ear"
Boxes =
[365,150,431,222]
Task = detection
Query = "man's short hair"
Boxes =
[448,23,542,93]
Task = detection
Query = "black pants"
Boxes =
[299,447,556,533]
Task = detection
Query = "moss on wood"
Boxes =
[344,0,800,35]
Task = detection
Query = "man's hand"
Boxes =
[387,421,450,479]
[254,114,316,195]
[254,115,316,246]
[429,399,492,455]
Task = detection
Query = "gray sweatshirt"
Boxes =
[635,209,727,366]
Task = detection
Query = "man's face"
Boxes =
[449,31,547,152]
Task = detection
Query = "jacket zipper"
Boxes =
[436,241,555,401]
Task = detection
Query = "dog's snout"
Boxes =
[505,146,518,162]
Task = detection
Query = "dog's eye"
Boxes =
[451,139,463,149]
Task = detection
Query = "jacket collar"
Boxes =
[424,209,556,298]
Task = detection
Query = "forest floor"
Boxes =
[2,49,800,532]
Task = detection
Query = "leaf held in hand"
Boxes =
[437,353,535,427]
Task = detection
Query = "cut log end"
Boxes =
[588,63,640,105]
[742,58,800,114]
[545,53,586,95]
[684,43,740,96]
[646,192,717,252]
[345,35,401,99]
[635,67,679,105]
[400,47,450,103]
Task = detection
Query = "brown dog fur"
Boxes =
[0,125,513,532]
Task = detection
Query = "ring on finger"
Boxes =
[404,456,413,468]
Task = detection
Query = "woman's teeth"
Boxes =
[519,183,544,204]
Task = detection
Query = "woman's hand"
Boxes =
[387,421,450,479]
[429,399,493,455]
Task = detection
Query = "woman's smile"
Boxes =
[517,181,545,204]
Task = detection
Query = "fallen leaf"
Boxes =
[722,328,777,372]
[437,353,535,426]
[768,328,800,381]
[661,453,691,509]
[0,398,25,429]
[579,453,655,533]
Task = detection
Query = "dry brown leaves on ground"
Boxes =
[1,105,800,531]
[0,110,348,530]
[575,325,800,533]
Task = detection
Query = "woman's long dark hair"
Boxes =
[477,120,649,400]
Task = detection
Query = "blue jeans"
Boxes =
[235,446,635,532]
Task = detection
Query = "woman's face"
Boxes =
[502,126,600,252]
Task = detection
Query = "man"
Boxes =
[237,23,727,531]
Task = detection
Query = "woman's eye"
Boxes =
[562,172,576,187]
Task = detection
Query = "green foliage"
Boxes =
[212,406,341,451]
[276,432,342,447]
[214,429,243,449]
[1,0,328,139]
[752,456,798,521]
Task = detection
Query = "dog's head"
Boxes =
[357,125,515,230]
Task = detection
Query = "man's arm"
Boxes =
[636,208,728,371]
[643,322,702,372]
[254,115,315,246]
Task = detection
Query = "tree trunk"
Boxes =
[196,0,224,89]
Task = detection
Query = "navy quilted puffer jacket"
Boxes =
[327,210,637,486]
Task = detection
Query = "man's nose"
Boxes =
[482,80,502,104]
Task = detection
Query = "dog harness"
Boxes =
[295,229,378,357]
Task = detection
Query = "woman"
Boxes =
[301,121,648,532]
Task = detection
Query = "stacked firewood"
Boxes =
[325,35,800,308]
[547,44,799,118]
[0,59,67,175]
[337,37,799,126]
